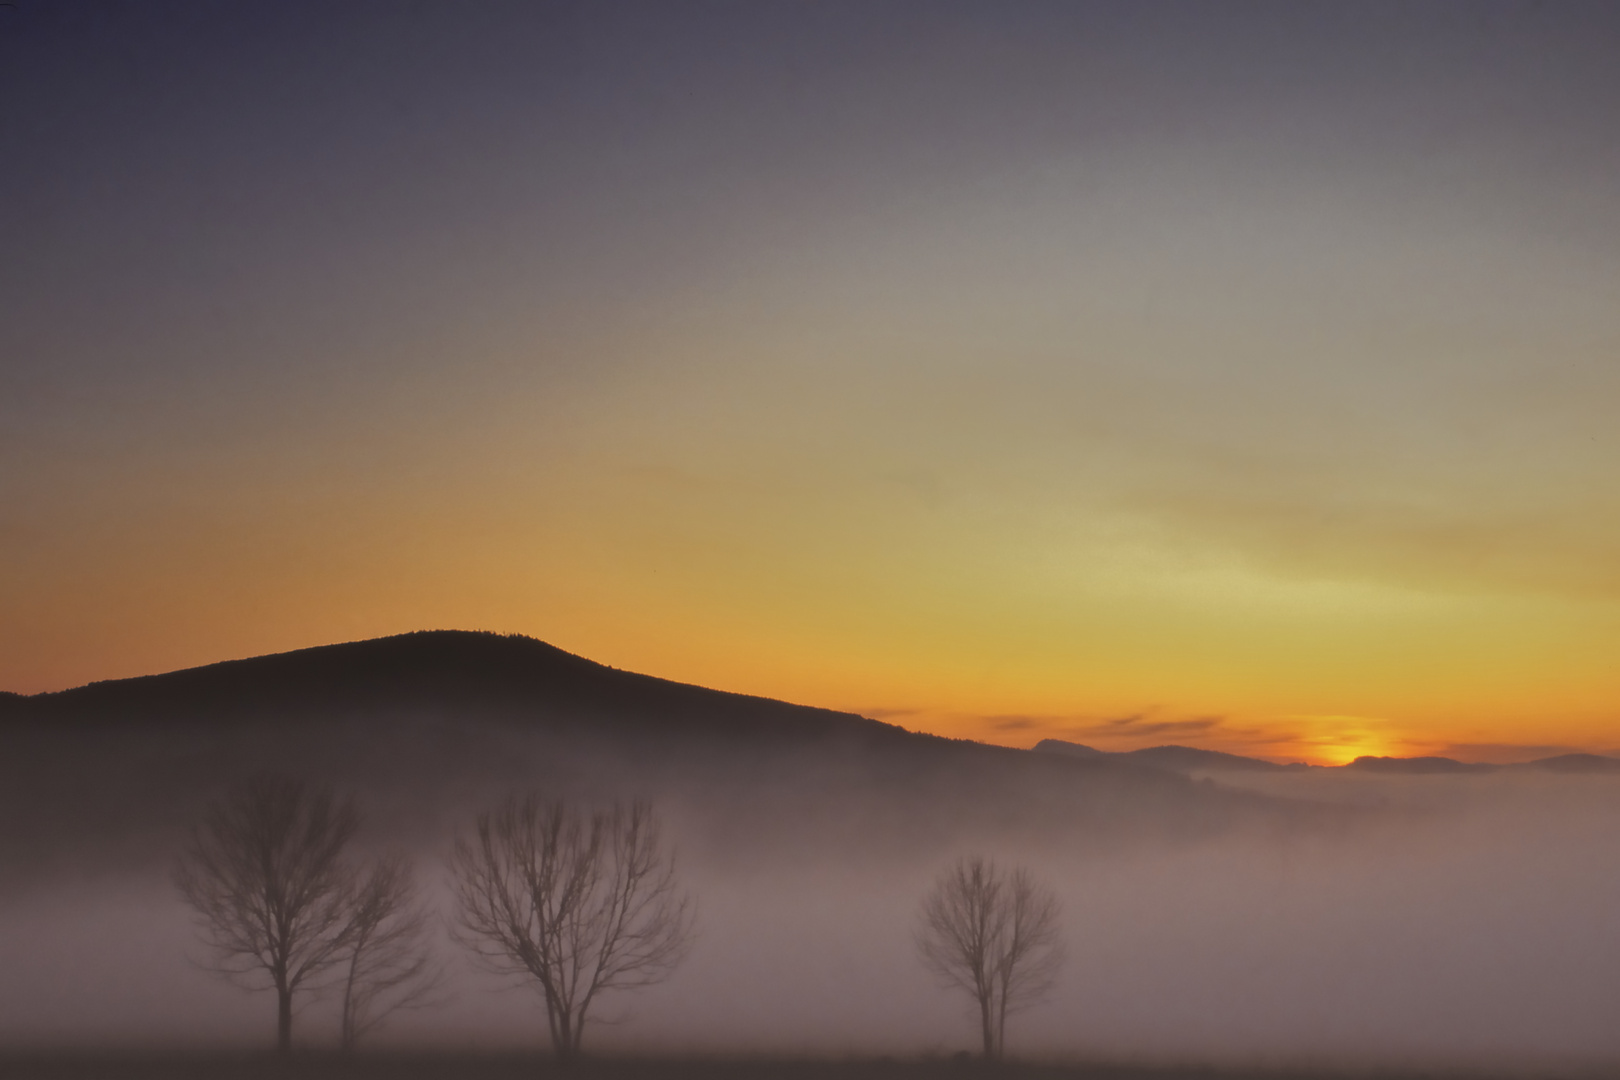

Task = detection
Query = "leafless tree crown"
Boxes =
[173,775,361,1051]
[451,797,694,1060]
[916,856,1064,1059]
[338,852,446,1050]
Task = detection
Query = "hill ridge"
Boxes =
[8,630,917,746]
[1035,737,1620,774]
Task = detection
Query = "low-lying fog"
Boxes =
[4,720,1620,1073]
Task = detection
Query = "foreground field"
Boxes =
[0,1055,1504,1080]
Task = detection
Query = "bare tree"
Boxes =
[338,852,446,1050]
[174,776,360,1051]
[451,797,695,1061]
[916,856,1064,1059]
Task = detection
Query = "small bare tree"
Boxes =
[174,776,360,1051]
[338,852,445,1050]
[916,856,1064,1059]
[451,797,694,1061]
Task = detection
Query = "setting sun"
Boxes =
[1287,717,1403,767]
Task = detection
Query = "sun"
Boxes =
[1289,716,1397,766]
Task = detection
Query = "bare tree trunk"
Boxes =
[174,777,363,1056]
[980,994,996,1059]
[915,857,1063,1062]
[997,984,1009,1061]
[572,1006,588,1060]
[276,984,293,1052]
[451,798,694,1065]
[335,855,443,1050]
[556,1010,577,1063]
[340,960,357,1052]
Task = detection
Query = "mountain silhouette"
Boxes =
[1129,745,1296,772]
[1520,753,1620,773]
[1346,755,1620,775]
[1032,738,1110,759]
[10,630,900,747]
[2,631,1308,882]
[1036,738,1291,772]
[1035,738,1620,775]
[1344,755,1495,775]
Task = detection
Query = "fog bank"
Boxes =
[4,720,1620,1073]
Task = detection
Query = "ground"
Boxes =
[0,1054,1471,1080]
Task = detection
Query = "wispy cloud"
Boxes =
[958,708,1305,760]
[1072,714,1224,739]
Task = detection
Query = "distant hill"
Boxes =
[1,632,1307,881]
[1036,738,1290,772]
[1033,738,1110,759]
[1346,754,1620,775]
[12,629,1609,896]
[1127,745,1292,772]
[9,630,891,747]
[1345,755,1495,775]
[1520,753,1620,773]
[1037,739,1620,776]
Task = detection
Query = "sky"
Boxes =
[3,1,1620,764]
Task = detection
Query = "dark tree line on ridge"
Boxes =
[174,776,1064,1060]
